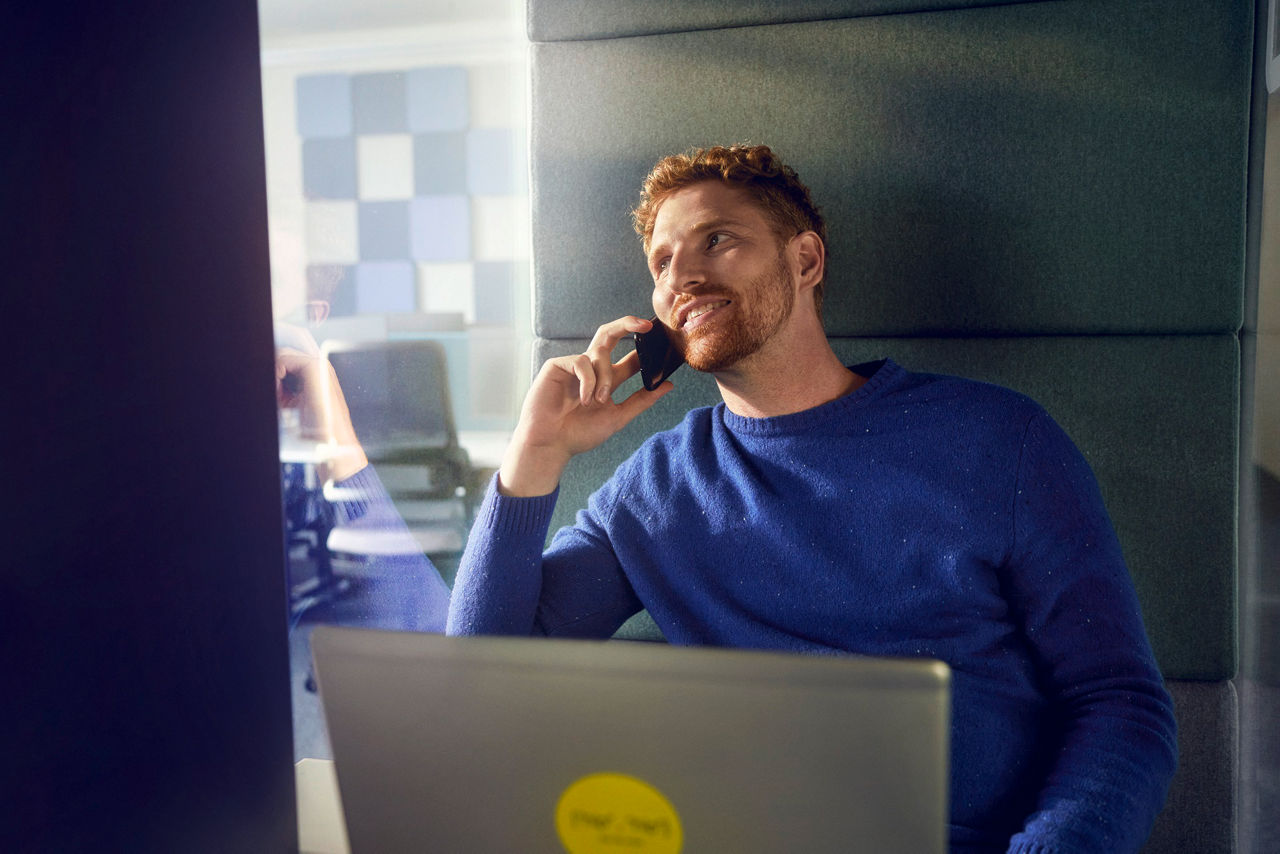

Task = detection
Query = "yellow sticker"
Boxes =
[555,772,683,854]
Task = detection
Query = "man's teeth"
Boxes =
[687,301,728,322]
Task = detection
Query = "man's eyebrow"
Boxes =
[648,216,756,257]
[688,216,754,234]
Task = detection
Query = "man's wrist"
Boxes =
[497,440,569,497]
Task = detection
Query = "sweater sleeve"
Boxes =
[445,472,642,637]
[1003,412,1177,854]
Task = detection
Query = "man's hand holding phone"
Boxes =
[498,315,675,497]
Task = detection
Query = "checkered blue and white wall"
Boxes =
[293,64,528,431]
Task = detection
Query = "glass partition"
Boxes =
[257,0,529,761]
[1240,85,1280,854]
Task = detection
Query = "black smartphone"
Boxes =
[634,316,685,391]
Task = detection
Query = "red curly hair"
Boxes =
[632,144,827,315]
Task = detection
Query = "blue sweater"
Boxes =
[447,359,1177,853]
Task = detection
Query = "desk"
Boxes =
[297,759,350,854]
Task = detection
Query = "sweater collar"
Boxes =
[718,358,905,436]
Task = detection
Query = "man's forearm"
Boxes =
[445,474,559,635]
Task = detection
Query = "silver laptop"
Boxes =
[311,627,950,854]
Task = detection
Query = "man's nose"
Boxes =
[664,248,706,294]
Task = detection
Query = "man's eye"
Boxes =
[708,233,723,247]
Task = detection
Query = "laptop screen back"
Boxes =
[311,627,950,854]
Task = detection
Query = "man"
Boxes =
[447,144,1177,853]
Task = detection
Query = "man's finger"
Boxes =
[564,354,597,406]
[589,315,653,352]
[612,348,642,384]
[590,351,614,403]
[613,380,674,428]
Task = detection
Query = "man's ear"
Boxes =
[789,231,825,291]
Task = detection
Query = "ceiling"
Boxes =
[257,0,519,40]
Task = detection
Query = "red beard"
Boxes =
[674,252,794,373]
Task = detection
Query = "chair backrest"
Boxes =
[323,339,472,561]
[526,1,1257,851]
[324,338,472,505]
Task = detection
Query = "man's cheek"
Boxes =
[650,290,669,322]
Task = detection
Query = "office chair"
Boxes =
[321,339,475,569]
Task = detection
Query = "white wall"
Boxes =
[258,16,532,439]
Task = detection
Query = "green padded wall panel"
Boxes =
[535,334,1239,681]
[529,0,1015,42]
[1142,680,1238,853]
[530,0,1251,338]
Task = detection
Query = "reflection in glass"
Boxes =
[260,0,529,762]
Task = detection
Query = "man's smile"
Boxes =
[678,298,731,331]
